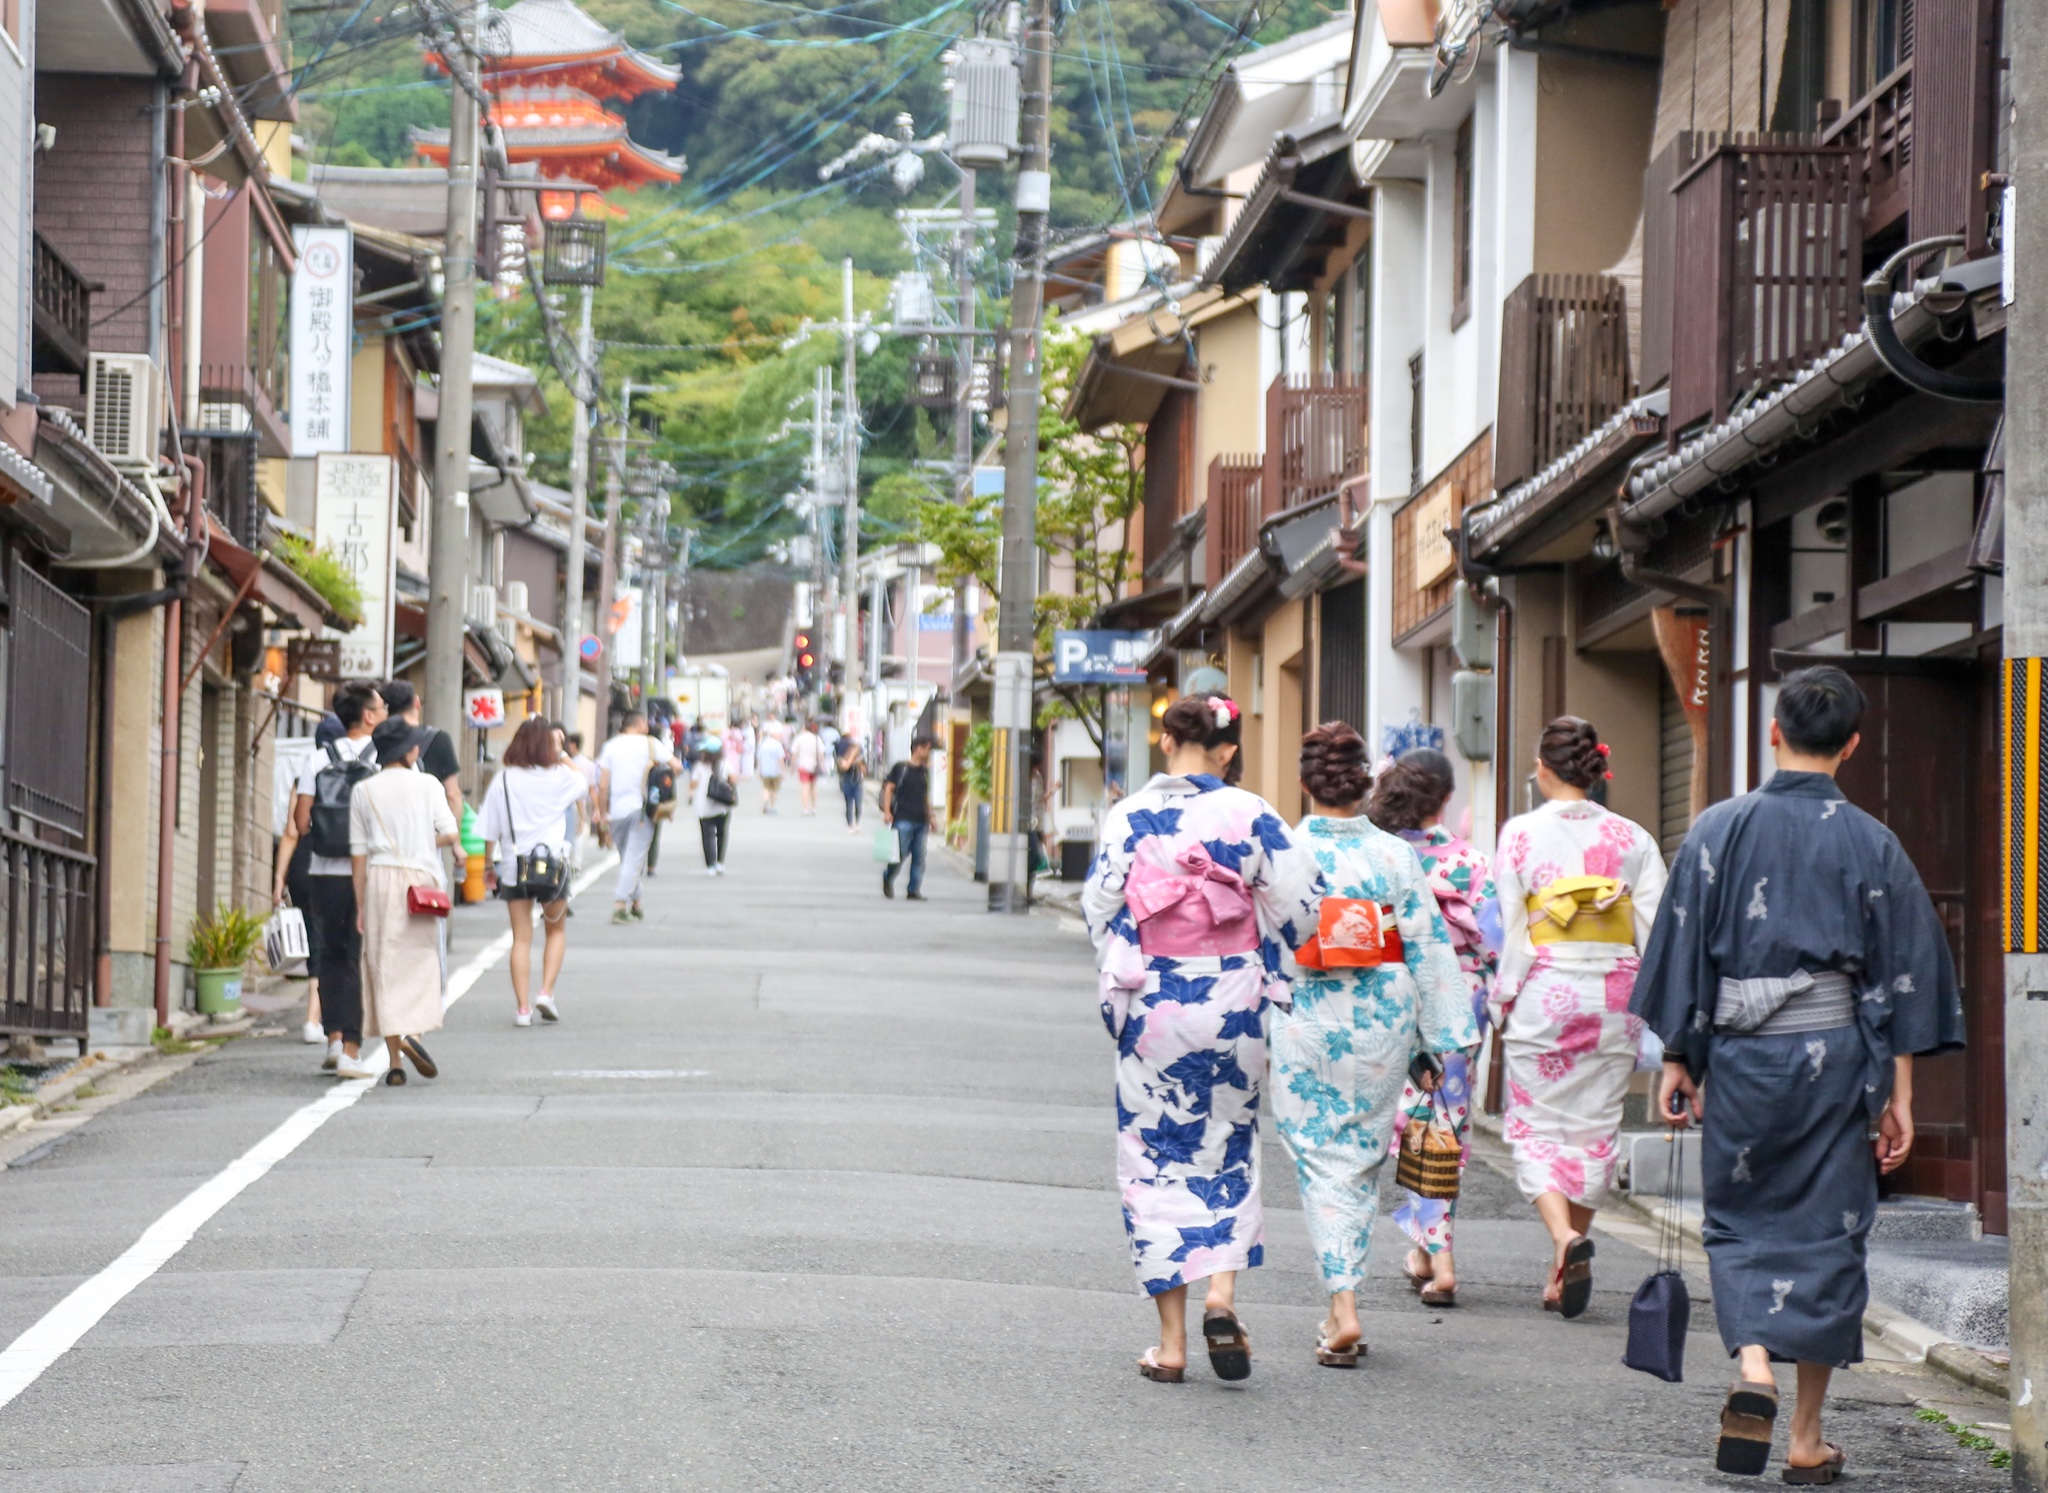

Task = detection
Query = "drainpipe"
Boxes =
[151,452,205,1030]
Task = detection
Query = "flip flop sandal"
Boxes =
[1136,1348,1184,1384]
[1558,1235,1596,1320]
[1420,1285,1458,1308]
[1313,1320,1362,1368]
[1202,1309,1253,1382]
[1403,1251,1434,1292]
[1781,1444,1845,1485]
[1716,1382,1781,1477]
[401,1038,438,1079]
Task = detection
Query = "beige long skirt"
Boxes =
[360,865,445,1039]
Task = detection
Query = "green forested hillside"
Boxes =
[287,0,1337,566]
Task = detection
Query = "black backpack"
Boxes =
[645,757,679,815]
[308,743,378,859]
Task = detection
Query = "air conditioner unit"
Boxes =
[467,582,498,629]
[197,401,252,435]
[86,353,166,473]
[501,580,529,616]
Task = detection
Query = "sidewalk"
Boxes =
[1473,1105,2012,1401]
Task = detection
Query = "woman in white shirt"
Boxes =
[690,745,733,875]
[349,717,460,1087]
[480,717,592,1027]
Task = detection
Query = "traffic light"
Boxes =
[793,632,816,692]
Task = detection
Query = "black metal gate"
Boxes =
[1318,578,1366,735]
[0,558,96,1041]
[8,557,92,836]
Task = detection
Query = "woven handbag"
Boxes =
[1394,1089,1463,1200]
[1622,1130,1692,1383]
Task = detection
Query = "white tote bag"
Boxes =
[264,904,310,974]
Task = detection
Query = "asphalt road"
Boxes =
[0,785,2007,1491]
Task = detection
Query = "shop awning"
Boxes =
[1065,288,1250,431]
[205,525,356,632]
[1206,114,1366,296]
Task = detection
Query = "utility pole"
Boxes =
[839,258,862,724]
[426,0,482,742]
[562,285,595,734]
[950,169,977,709]
[991,0,1053,913]
[811,366,832,709]
[2007,4,2047,1480]
[594,382,624,735]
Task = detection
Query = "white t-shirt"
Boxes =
[480,764,589,870]
[757,735,786,779]
[297,734,377,877]
[595,732,672,819]
[690,760,730,818]
[349,768,457,882]
[791,731,823,774]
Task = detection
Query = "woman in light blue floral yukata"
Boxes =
[1083,695,1322,1385]
[1369,748,1500,1307]
[1272,723,1477,1366]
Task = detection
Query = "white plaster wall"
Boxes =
[1364,181,1429,761]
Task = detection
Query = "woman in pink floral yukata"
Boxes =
[1369,748,1499,1308]
[1492,717,1665,1318]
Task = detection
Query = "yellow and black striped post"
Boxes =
[2007,657,2048,952]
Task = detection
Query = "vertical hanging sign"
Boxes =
[290,226,352,454]
[314,453,396,678]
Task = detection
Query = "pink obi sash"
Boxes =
[1124,845,1258,958]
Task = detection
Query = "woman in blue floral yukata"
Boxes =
[1082,694,1322,1385]
[1369,748,1501,1308]
[1272,723,1477,1366]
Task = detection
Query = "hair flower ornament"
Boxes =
[1206,696,1236,730]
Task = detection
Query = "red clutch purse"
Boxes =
[407,885,452,918]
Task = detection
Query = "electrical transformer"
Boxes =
[947,38,1019,170]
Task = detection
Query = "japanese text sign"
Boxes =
[1052,630,1153,685]
[290,227,352,455]
[313,453,395,678]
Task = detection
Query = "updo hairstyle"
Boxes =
[1160,694,1245,784]
[1368,747,1456,832]
[1298,721,1372,809]
[1538,715,1606,789]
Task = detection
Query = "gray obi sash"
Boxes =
[1714,970,1855,1035]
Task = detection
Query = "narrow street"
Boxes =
[0,787,2006,1492]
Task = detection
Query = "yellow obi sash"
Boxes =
[1525,875,1635,946]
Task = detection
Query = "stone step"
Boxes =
[1871,1196,1981,1242]
[1865,1235,2009,1350]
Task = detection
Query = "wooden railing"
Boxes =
[30,232,93,377]
[1204,454,1263,592]
[1263,373,1368,518]
[1494,273,1632,491]
[1668,138,1863,438]
[0,831,95,1043]
[1821,60,1913,237]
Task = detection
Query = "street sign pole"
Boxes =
[2007,3,2047,1480]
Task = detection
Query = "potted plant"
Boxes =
[188,903,265,1015]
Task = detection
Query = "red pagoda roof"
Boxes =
[429,0,680,104]
[414,91,684,191]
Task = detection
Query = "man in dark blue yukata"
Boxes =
[1632,665,1966,1485]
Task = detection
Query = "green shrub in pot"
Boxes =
[188,903,265,1015]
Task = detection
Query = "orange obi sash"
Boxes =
[1294,897,1404,971]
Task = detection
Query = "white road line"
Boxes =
[0,850,619,1412]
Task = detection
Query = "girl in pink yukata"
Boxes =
[1082,695,1322,1385]
[1493,717,1665,1318]
[1368,748,1500,1308]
